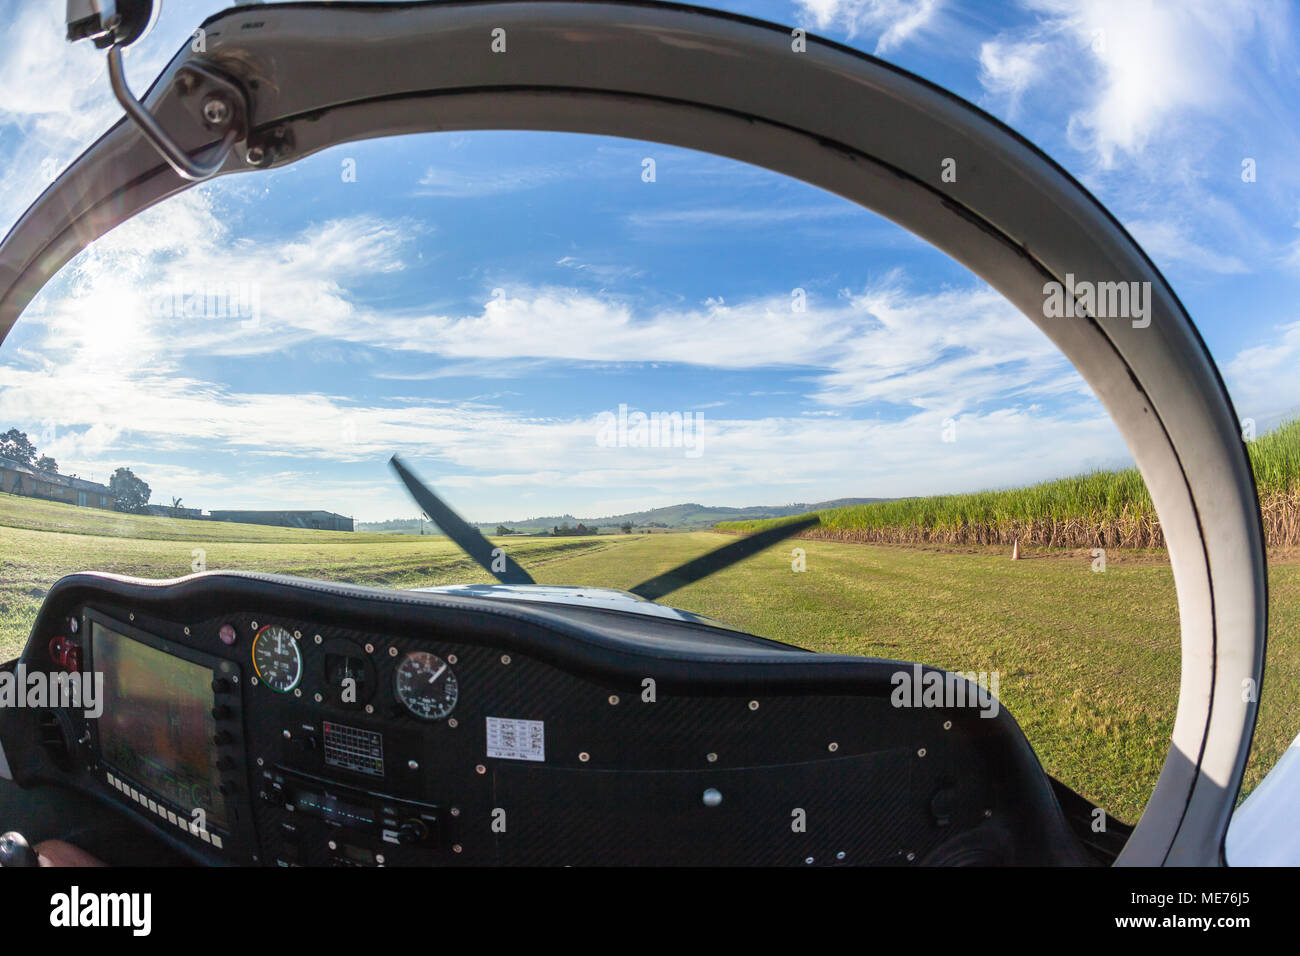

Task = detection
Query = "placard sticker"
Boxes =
[486,716,545,761]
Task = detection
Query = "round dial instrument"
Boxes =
[251,624,302,693]
[394,651,458,720]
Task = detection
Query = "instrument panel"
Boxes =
[0,571,1090,866]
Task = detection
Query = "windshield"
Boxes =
[2,14,1298,836]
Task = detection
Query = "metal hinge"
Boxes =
[67,0,248,182]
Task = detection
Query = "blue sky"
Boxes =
[1,0,1298,522]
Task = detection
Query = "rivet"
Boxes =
[917,748,927,758]
[748,700,759,711]
[608,695,619,705]
[943,720,952,730]
[447,654,457,664]
[450,807,460,817]
[501,654,511,665]
[313,693,323,703]
[365,704,374,714]
[476,764,486,775]
[828,742,839,752]
[907,851,916,861]
[202,97,230,126]
[293,688,301,698]
[251,621,258,630]
[408,759,419,771]
[364,643,375,654]
[804,857,814,865]
[452,844,463,854]
[327,840,337,851]
[375,853,385,865]
[836,851,846,860]
[293,630,301,640]
[702,788,722,807]
[388,646,398,657]
[447,717,457,728]
[706,752,718,763]
[183,626,191,636]
[578,752,590,762]
[314,635,323,644]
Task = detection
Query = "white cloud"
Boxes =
[0,148,1136,521]
[625,205,856,229]
[1126,219,1250,275]
[977,38,1048,117]
[415,162,586,198]
[979,0,1290,168]
[794,0,944,54]
[1223,320,1300,425]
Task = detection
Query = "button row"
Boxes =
[105,771,223,849]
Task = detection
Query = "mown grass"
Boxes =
[0,493,634,658]
[527,533,1300,824]
[0,494,393,543]
[718,419,1300,550]
[2,495,1297,826]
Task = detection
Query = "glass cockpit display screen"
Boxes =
[92,622,227,829]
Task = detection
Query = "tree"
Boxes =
[620,521,634,534]
[170,497,185,516]
[35,455,58,474]
[109,467,151,513]
[0,429,36,465]
[495,525,514,536]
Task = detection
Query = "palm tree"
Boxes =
[170,496,184,516]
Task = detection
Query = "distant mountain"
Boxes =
[356,498,890,535]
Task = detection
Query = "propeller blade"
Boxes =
[389,455,534,586]
[629,515,821,602]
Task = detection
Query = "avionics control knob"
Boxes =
[397,819,429,846]
[211,705,232,721]
[213,730,234,747]
[0,832,39,867]
[216,755,236,772]
[212,677,233,695]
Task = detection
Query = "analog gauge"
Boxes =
[394,651,458,720]
[251,624,302,693]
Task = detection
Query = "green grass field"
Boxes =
[2,491,1297,825]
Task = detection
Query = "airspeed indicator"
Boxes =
[395,651,458,720]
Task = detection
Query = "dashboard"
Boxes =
[0,571,1093,866]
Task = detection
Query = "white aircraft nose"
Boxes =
[1225,732,1300,865]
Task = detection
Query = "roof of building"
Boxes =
[0,455,114,495]
[208,509,350,518]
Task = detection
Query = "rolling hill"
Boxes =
[356,497,890,534]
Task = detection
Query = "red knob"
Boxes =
[48,636,68,668]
